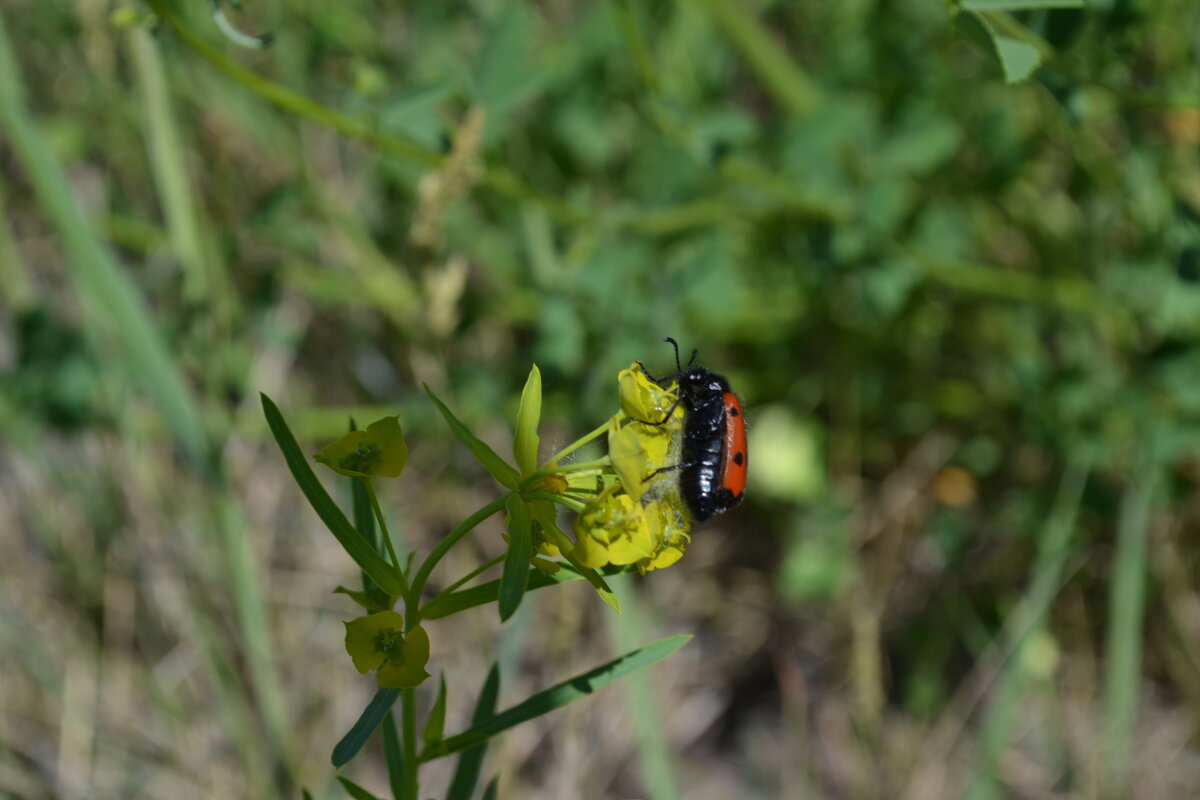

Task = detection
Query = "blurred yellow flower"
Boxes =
[314,415,408,479]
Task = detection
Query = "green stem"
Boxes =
[690,0,820,116]
[521,493,588,513]
[520,456,612,489]
[438,554,507,597]
[401,687,418,800]
[407,495,510,611]
[142,0,584,224]
[543,420,610,466]
[362,478,408,596]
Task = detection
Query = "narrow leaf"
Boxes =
[481,777,499,800]
[336,777,385,800]
[513,364,542,474]
[423,634,692,761]
[422,563,628,620]
[333,585,393,612]
[499,496,533,621]
[424,385,521,489]
[445,664,501,800]
[422,568,586,620]
[332,687,401,767]
[423,674,448,746]
[262,394,404,597]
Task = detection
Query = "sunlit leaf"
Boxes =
[425,385,521,490]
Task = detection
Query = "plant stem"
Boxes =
[362,478,408,597]
[520,456,612,489]
[401,688,418,800]
[521,493,588,513]
[407,495,510,611]
[142,0,584,224]
[439,554,507,597]
[543,420,610,466]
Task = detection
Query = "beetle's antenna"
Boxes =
[663,337,682,372]
[688,347,698,366]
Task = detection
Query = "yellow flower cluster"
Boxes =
[572,364,692,574]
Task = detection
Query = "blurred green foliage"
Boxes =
[4,0,1200,795]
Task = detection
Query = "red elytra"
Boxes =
[720,391,748,500]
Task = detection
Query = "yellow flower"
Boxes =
[573,484,656,567]
[343,610,430,689]
[314,416,408,479]
[639,496,691,573]
[573,483,692,573]
[618,363,679,425]
[610,364,684,501]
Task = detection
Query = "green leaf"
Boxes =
[513,364,542,474]
[991,32,1041,84]
[424,384,521,490]
[475,2,544,118]
[972,13,1043,84]
[336,777,385,800]
[481,777,499,800]
[499,495,534,621]
[333,585,394,612]
[262,394,404,597]
[962,0,1083,8]
[422,634,692,761]
[331,687,401,767]
[445,664,501,800]
[421,567,587,620]
[423,674,448,746]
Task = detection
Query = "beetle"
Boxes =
[634,338,747,523]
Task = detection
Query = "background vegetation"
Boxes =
[3,0,1200,797]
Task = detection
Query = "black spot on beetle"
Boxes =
[733,452,744,466]
[729,406,739,416]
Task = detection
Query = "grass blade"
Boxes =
[445,664,501,800]
[1103,442,1161,791]
[261,394,404,597]
[0,9,210,469]
[607,574,680,799]
[499,496,533,621]
[424,385,521,490]
[332,688,401,768]
[422,634,692,761]
[969,451,1090,799]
